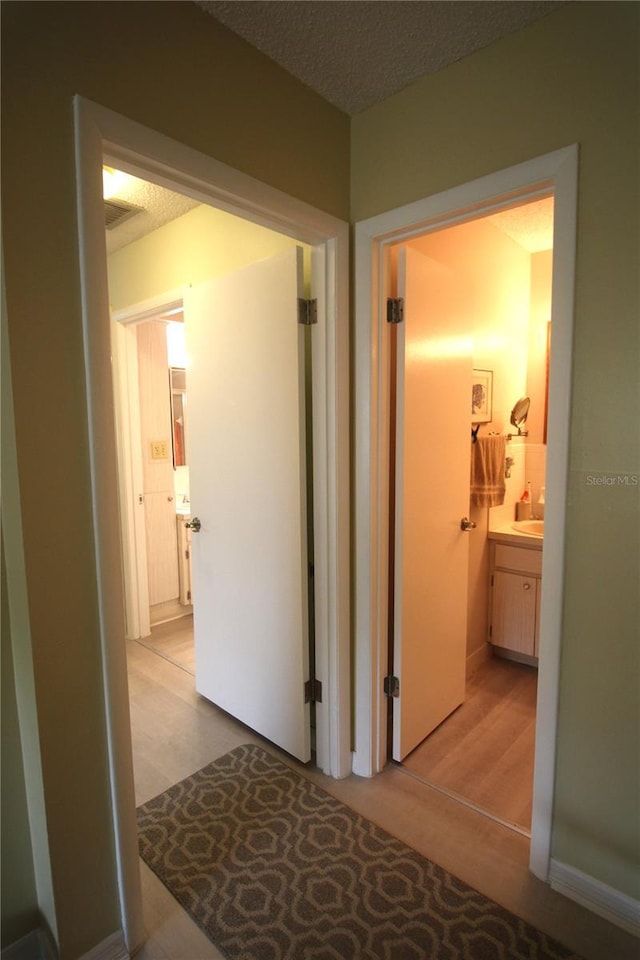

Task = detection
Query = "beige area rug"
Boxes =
[137,743,582,960]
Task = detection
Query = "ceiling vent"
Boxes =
[104,198,141,230]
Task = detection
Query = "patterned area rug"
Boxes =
[137,743,582,960]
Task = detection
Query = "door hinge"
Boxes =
[386,297,404,324]
[185,548,190,560]
[489,624,492,639]
[304,678,323,704]
[187,590,191,602]
[384,675,400,698]
[298,298,318,326]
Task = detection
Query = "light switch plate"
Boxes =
[151,440,168,459]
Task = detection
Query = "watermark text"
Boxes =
[585,474,639,486]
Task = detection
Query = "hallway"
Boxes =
[126,622,636,960]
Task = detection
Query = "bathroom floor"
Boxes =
[134,614,196,675]
[400,655,537,831]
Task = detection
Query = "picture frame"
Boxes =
[471,369,493,423]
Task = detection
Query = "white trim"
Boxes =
[111,316,150,640]
[74,96,350,951]
[1,930,57,960]
[353,146,579,883]
[78,931,129,960]
[112,289,190,641]
[112,288,187,642]
[549,860,640,937]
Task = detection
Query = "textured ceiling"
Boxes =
[105,174,198,255]
[195,0,567,115]
[106,1,560,251]
[489,196,553,253]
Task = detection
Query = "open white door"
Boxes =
[392,246,471,761]
[184,247,311,763]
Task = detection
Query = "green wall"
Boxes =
[352,1,639,898]
[0,2,349,956]
[107,203,305,311]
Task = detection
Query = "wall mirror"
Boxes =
[169,366,187,467]
[510,396,530,436]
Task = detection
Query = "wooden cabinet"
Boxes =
[489,540,542,663]
[176,515,193,607]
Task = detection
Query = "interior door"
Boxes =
[183,247,311,763]
[392,245,471,761]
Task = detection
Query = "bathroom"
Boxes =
[390,194,553,830]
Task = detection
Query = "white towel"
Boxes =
[470,436,506,507]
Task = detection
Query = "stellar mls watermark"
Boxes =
[585,473,639,486]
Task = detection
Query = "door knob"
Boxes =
[460,517,477,531]
[184,517,201,533]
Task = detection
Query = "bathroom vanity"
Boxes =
[176,512,193,607]
[488,523,543,665]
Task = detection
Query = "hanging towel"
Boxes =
[470,435,507,507]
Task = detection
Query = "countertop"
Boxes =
[488,520,543,548]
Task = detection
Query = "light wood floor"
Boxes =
[127,619,638,960]
[401,656,537,831]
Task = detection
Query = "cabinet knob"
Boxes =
[523,582,531,590]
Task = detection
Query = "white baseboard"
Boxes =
[549,858,640,937]
[78,931,129,960]
[1,929,57,960]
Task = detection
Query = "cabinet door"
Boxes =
[144,491,179,605]
[491,571,537,656]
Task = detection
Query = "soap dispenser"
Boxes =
[516,482,533,521]
[536,486,545,521]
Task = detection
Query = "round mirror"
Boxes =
[510,396,530,432]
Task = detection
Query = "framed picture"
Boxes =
[471,369,493,422]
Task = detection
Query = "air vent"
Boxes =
[104,198,141,230]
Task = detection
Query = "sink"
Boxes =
[512,520,544,537]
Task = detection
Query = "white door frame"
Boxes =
[352,146,578,882]
[111,290,186,642]
[74,96,351,952]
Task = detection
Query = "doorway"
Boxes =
[108,173,320,765]
[387,197,553,834]
[353,145,578,882]
[75,95,350,950]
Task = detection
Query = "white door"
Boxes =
[392,246,471,761]
[183,247,311,763]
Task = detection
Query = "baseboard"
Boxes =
[549,858,640,937]
[150,598,189,626]
[78,931,129,960]
[465,641,491,678]
[1,929,57,960]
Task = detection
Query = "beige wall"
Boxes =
[0,2,349,956]
[2,0,638,954]
[1,538,39,946]
[352,1,639,899]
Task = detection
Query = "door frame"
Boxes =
[352,146,578,882]
[111,291,186,642]
[74,96,351,951]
